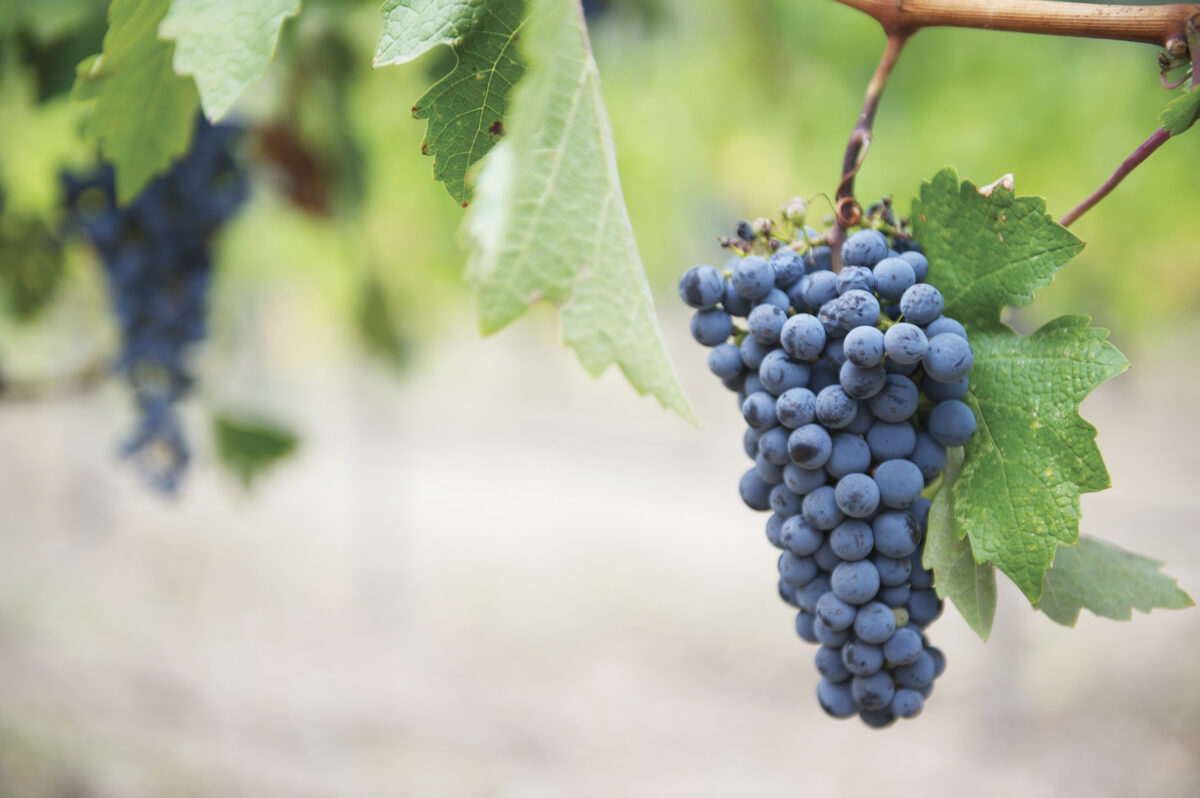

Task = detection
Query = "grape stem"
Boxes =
[831,33,908,269]
[1059,127,1172,227]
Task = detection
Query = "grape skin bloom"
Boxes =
[678,264,725,308]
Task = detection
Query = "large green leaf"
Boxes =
[375,0,526,204]
[915,168,1190,621]
[159,0,299,121]
[464,0,693,421]
[72,0,199,203]
[911,168,1083,328]
[1037,536,1193,625]
[914,169,1128,603]
[924,447,997,640]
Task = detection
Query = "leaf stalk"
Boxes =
[1059,126,1172,227]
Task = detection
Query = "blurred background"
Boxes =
[1,0,1198,796]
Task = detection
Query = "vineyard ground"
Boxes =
[0,306,1197,798]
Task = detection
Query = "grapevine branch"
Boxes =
[830,0,1200,49]
[829,0,1200,242]
[1194,14,1200,76]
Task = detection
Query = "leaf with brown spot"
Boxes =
[374,0,526,204]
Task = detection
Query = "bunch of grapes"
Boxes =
[679,205,976,727]
[63,117,248,493]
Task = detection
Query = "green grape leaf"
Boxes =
[72,0,199,203]
[375,0,526,204]
[949,318,1128,603]
[159,0,299,121]
[212,412,300,489]
[914,169,1129,604]
[1160,88,1200,136]
[1037,536,1193,625]
[924,447,997,640]
[374,0,487,67]
[911,168,1083,328]
[465,0,693,422]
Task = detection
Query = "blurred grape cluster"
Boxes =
[61,118,248,492]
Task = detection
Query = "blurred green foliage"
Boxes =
[212,411,299,489]
[357,274,412,371]
[0,213,64,320]
[0,0,1196,364]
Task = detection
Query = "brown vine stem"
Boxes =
[1059,126,1171,227]
[1192,14,1200,76]
[830,0,1200,48]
